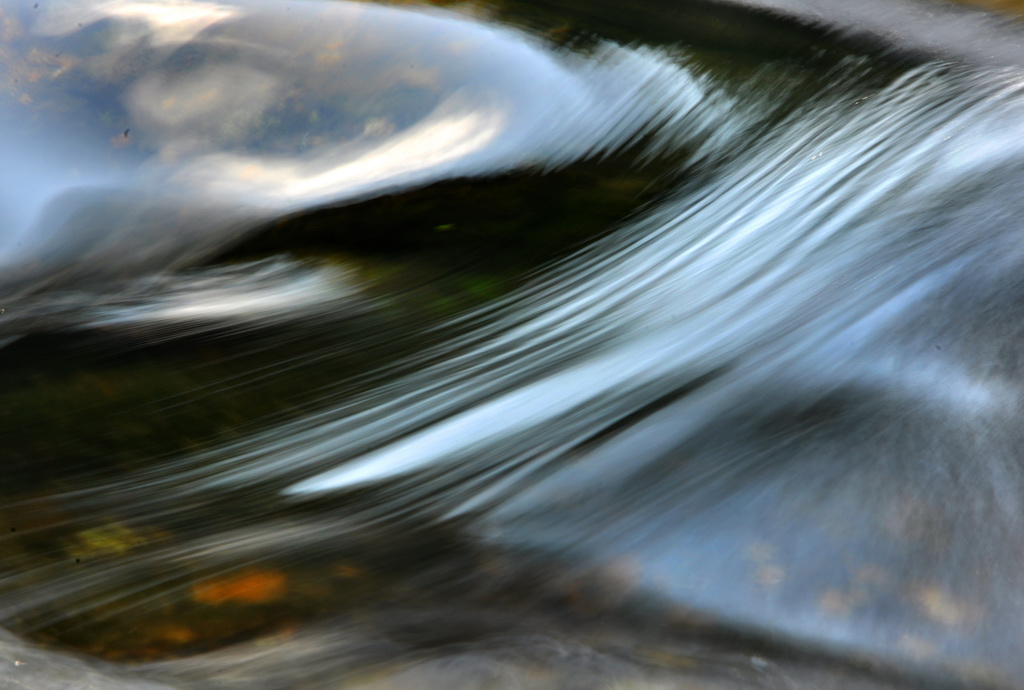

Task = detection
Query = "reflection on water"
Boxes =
[4,0,1024,688]
[0,0,686,304]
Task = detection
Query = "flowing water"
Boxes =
[3,0,1024,687]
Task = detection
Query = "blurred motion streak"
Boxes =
[3,0,1024,689]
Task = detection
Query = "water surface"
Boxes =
[3,0,1024,688]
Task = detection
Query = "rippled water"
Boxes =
[4,0,1024,688]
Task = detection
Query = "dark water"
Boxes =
[3,0,1024,688]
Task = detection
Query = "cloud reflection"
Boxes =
[2,0,682,334]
